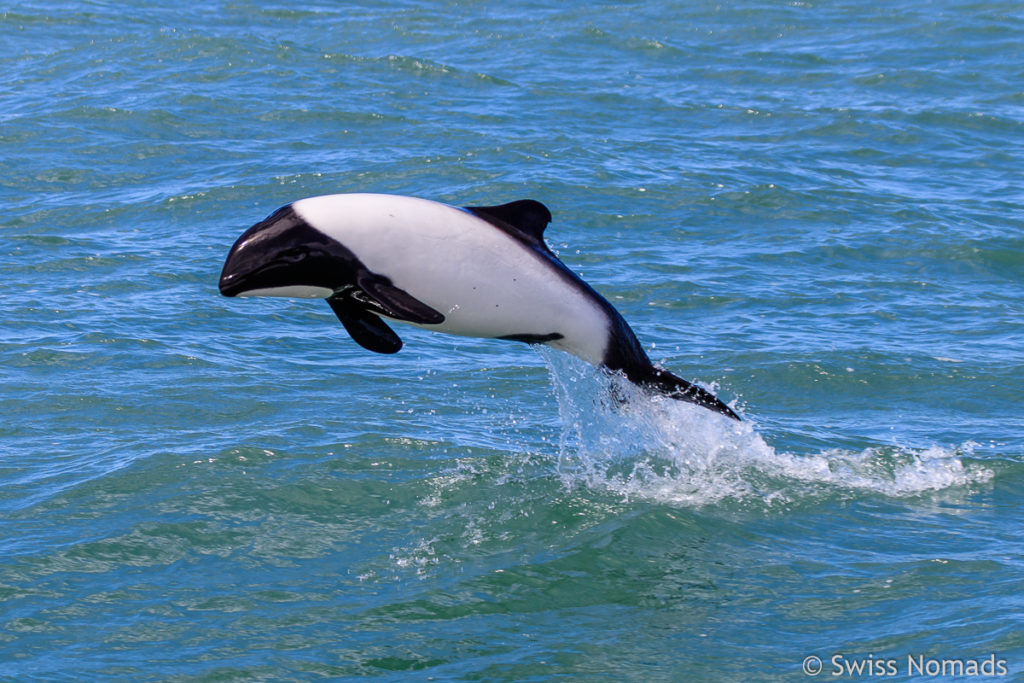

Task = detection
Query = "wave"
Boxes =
[539,348,993,508]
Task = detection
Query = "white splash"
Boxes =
[539,348,992,508]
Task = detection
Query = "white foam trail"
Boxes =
[539,348,992,507]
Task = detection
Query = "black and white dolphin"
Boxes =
[219,193,739,420]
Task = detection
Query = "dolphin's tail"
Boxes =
[628,365,740,420]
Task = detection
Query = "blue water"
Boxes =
[3,1,1023,680]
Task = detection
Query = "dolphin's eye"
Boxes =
[278,247,310,263]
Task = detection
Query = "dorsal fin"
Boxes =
[464,200,552,245]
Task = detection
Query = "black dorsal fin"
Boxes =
[465,200,552,245]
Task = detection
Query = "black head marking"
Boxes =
[219,204,360,296]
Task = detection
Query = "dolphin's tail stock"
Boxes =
[626,364,740,420]
[598,313,740,420]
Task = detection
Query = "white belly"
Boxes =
[293,194,611,364]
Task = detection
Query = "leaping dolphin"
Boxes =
[219,193,739,420]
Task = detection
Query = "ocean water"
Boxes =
[2,0,1023,680]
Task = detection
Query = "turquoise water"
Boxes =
[3,1,1023,680]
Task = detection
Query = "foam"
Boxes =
[539,348,992,508]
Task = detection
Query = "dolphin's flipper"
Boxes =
[354,272,445,325]
[465,200,552,246]
[327,297,403,354]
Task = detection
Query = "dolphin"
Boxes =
[219,193,739,420]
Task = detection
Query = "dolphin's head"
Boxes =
[219,205,355,299]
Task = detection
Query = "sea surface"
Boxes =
[2,1,1023,680]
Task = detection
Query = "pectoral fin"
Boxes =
[355,273,445,325]
[327,297,403,354]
